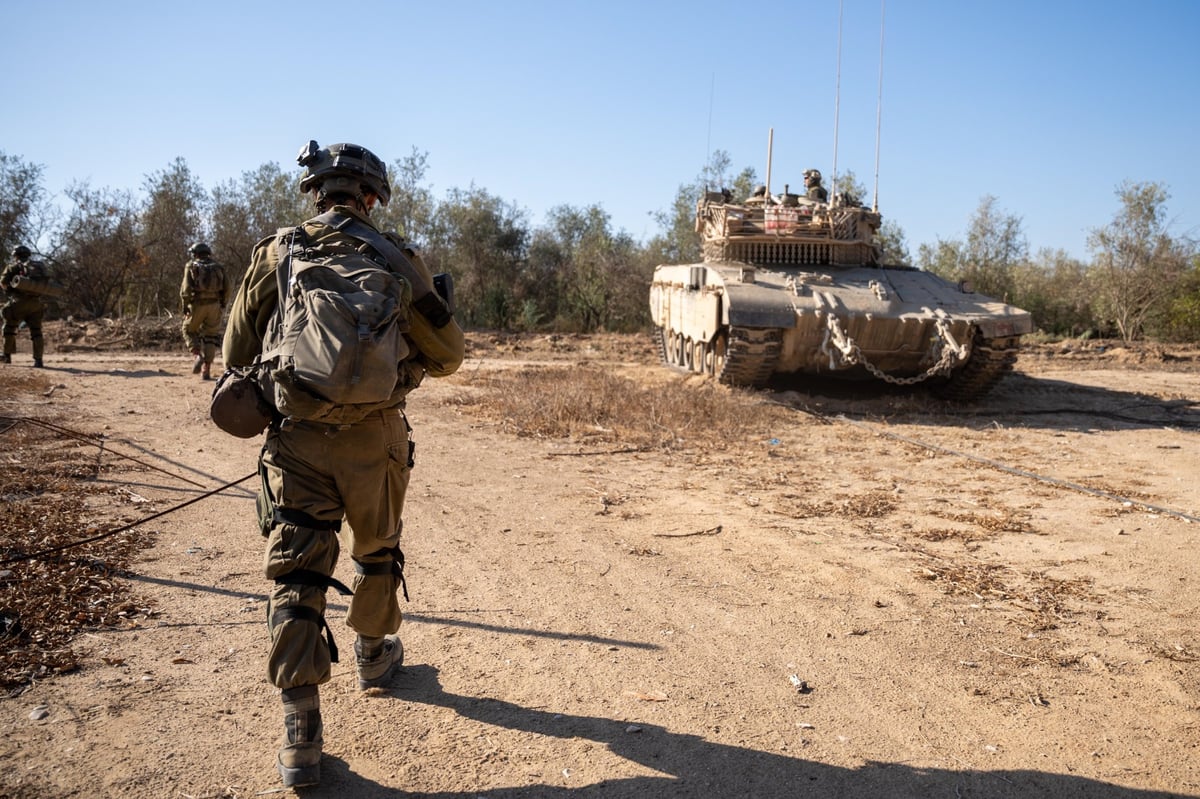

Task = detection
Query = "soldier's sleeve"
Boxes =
[222,237,282,368]
[179,263,193,307]
[399,244,464,377]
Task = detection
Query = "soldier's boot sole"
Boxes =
[277,743,321,788]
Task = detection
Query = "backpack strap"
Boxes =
[260,227,303,365]
[313,211,453,329]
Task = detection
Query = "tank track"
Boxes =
[932,333,1022,401]
[717,327,782,388]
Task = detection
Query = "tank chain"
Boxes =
[932,334,1021,401]
[821,315,969,386]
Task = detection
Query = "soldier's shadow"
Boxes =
[313,663,1184,799]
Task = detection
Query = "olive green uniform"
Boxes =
[1,257,47,364]
[224,205,464,690]
[180,256,229,370]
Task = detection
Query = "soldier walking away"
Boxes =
[1,245,49,367]
[803,169,829,203]
[180,242,228,379]
[222,140,465,788]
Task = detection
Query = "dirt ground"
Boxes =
[2,324,1199,798]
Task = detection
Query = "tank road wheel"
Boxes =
[664,330,686,369]
[692,339,708,375]
[683,337,696,370]
[705,333,727,377]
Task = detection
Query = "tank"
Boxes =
[648,182,1034,400]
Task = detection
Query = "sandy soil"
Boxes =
[1,330,1199,798]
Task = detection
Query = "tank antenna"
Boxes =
[873,0,886,212]
[831,0,844,201]
[705,71,715,190]
[765,127,774,197]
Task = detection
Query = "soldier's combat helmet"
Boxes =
[803,169,823,184]
[189,242,212,257]
[297,141,391,206]
[12,245,31,259]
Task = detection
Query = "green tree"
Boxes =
[211,162,308,290]
[1010,248,1093,337]
[963,195,1027,300]
[918,196,1027,302]
[916,237,966,279]
[530,204,645,332]
[876,218,911,264]
[0,151,49,256]
[54,182,144,319]
[1163,255,1200,341]
[1087,180,1191,343]
[140,158,207,316]
[650,150,757,266]
[375,147,436,243]
[424,186,529,329]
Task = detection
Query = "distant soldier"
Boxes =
[803,169,829,203]
[179,242,228,380]
[1,245,48,367]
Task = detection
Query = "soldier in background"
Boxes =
[1,245,48,367]
[803,169,829,203]
[179,242,228,380]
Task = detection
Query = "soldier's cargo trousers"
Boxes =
[182,301,223,364]
[259,407,413,689]
[2,296,44,360]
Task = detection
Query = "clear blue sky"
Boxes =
[3,0,1198,262]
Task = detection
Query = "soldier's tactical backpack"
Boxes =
[188,259,224,297]
[258,212,414,426]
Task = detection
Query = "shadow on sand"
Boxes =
[301,664,1190,799]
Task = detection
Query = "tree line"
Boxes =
[2,148,1196,343]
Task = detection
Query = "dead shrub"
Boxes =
[453,365,786,452]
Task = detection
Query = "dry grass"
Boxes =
[770,489,898,520]
[449,364,789,452]
[1,374,153,693]
[915,555,1098,629]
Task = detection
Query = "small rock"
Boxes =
[29,705,50,721]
